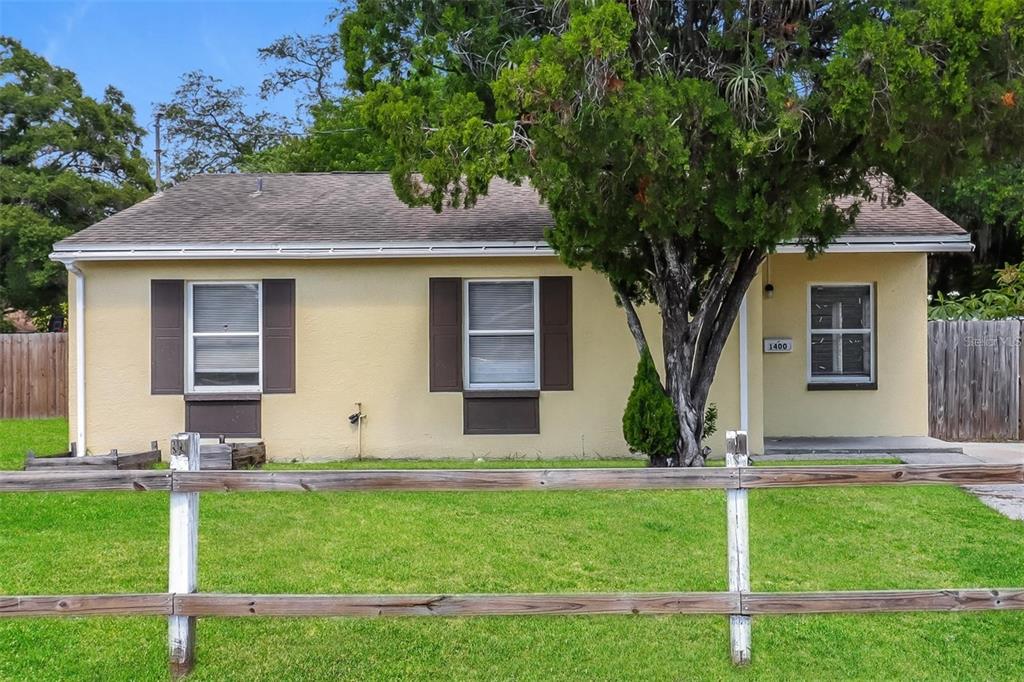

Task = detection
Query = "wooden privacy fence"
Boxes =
[0,333,67,419]
[929,319,1023,441]
[1,431,1023,677]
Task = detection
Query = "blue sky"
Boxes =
[2,0,339,162]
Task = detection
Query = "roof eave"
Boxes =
[49,241,559,263]
[50,234,973,264]
[775,234,973,254]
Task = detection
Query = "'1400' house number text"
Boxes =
[763,338,794,353]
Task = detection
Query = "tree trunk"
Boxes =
[624,245,762,467]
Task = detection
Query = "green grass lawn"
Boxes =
[1,419,1022,680]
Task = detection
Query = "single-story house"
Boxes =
[49,173,970,459]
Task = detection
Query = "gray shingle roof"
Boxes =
[55,172,963,248]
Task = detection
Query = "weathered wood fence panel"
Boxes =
[0,333,67,419]
[928,320,1022,441]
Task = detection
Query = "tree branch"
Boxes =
[612,281,649,356]
[691,249,763,407]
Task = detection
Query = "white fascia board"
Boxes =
[50,234,974,263]
[50,241,559,263]
[775,234,973,254]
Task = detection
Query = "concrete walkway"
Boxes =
[900,442,1024,521]
[762,435,963,457]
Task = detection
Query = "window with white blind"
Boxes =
[464,279,539,389]
[807,283,875,385]
[187,282,261,392]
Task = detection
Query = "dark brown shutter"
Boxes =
[429,278,462,391]
[151,280,184,395]
[540,276,573,390]
[262,279,296,393]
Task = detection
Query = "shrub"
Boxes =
[929,261,1024,320]
[623,350,679,462]
[622,350,720,465]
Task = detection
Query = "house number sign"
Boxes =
[763,338,794,353]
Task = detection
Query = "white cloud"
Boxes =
[43,0,94,63]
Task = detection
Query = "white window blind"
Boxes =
[189,283,261,390]
[808,284,873,383]
[465,280,537,388]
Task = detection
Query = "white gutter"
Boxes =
[50,241,558,263]
[738,293,749,433]
[64,262,85,455]
[774,234,974,254]
[49,234,974,263]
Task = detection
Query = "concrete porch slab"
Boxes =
[763,436,963,457]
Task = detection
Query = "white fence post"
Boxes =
[169,432,200,678]
[726,430,751,665]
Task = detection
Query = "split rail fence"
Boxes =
[1,431,1023,677]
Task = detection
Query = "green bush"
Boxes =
[623,351,720,464]
[622,350,679,461]
[929,261,1024,320]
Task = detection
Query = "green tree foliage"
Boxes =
[929,261,1024,320]
[258,32,345,112]
[243,98,394,172]
[0,37,153,320]
[163,27,393,178]
[340,1,1024,465]
[159,71,293,182]
[919,162,1024,296]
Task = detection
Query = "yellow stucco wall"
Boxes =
[69,258,742,460]
[759,252,929,437]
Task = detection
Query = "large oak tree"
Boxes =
[340,1,1024,465]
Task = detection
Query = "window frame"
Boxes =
[805,282,876,386]
[463,278,541,391]
[185,280,263,394]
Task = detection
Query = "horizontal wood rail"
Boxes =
[0,470,171,492]
[1,463,1021,494]
[4,589,1022,618]
[4,432,1022,676]
[0,594,173,617]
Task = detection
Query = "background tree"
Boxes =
[0,37,153,323]
[243,97,393,172]
[158,71,293,181]
[246,28,394,173]
[929,260,1024,320]
[916,162,1024,296]
[258,32,345,111]
[341,0,1024,465]
[162,26,355,180]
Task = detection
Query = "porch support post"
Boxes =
[169,432,200,678]
[726,430,751,664]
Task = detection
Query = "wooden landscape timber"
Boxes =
[199,441,267,470]
[2,430,1023,677]
[23,442,161,471]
